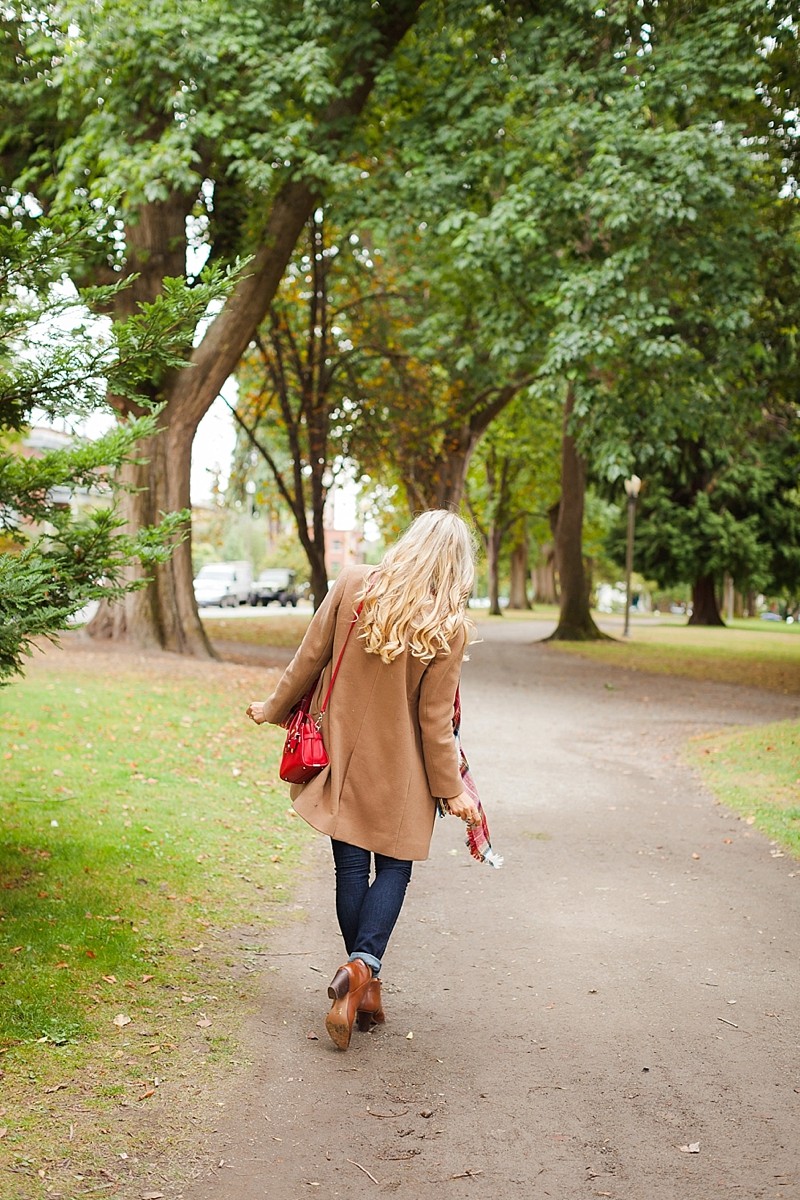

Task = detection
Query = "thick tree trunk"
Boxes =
[688,574,725,626]
[89,0,422,654]
[508,532,532,610]
[547,386,609,642]
[88,424,214,654]
[532,540,559,604]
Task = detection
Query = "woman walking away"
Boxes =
[245,510,480,1050]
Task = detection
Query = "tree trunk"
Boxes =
[87,424,214,654]
[508,530,532,610]
[309,548,329,612]
[532,540,558,604]
[487,524,502,616]
[688,574,725,626]
[405,426,477,512]
[89,0,422,654]
[547,386,609,642]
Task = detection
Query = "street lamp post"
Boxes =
[623,474,642,638]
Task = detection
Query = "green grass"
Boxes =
[0,650,310,1196]
[687,719,800,858]
[549,622,800,694]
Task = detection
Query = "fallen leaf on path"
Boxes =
[138,1088,156,1101]
[141,1191,164,1199]
[306,1031,319,1040]
[196,1016,212,1028]
[680,1142,701,1154]
[112,1014,131,1028]
[406,1031,413,1039]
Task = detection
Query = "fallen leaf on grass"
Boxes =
[196,1015,212,1029]
[141,974,154,983]
[138,1088,156,1101]
[680,1142,701,1154]
[102,974,118,984]
[0,1128,7,1138]
[112,1014,132,1028]
[141,1191,164,1199]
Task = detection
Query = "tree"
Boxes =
[0,208,225,681]
[231,210,395,607]
[607,410,800,625]
[465,393,561,615]
[2,0,423,654]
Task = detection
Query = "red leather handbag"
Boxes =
[279,605,362,785]
[279,689,329,784]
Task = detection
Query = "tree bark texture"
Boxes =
[547,386,609,642]
[688,574,726,626]
[90,0,423,653]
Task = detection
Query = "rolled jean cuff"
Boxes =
[349,951,381,976]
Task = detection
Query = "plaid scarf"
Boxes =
[437,688,503,869]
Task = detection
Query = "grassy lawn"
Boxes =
[0,646,309,1198]
[687,719,800,858]
[203,610,312,648]
[548,621,800,694]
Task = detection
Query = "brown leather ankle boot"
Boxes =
[324,959,373,1050]
[356,978,386,1032]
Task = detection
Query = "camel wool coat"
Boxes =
[261,564,466,860]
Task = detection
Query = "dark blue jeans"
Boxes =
[330,839,413,976]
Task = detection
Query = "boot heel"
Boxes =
[356,1004,386,1031]
[327,967,350,1001]
[356,1008,374,1032]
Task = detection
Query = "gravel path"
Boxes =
[184,621,800,1200]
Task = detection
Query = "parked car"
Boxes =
[193,561,253,607]
[248,568,299,608]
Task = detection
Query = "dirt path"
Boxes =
[182,622,800,1200]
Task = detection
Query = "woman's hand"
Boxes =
[443,790,481,826]
[246,701,268,725]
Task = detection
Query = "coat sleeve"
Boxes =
[260,571,350,726]
[418,627,466,799]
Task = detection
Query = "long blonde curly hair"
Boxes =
[357,510,476,664]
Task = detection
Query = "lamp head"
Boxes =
[624,474,642,498]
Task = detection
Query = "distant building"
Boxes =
[325,524,365,577]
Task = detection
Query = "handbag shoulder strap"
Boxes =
[318,600,363,716]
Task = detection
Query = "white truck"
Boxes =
[193,561,253,608]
